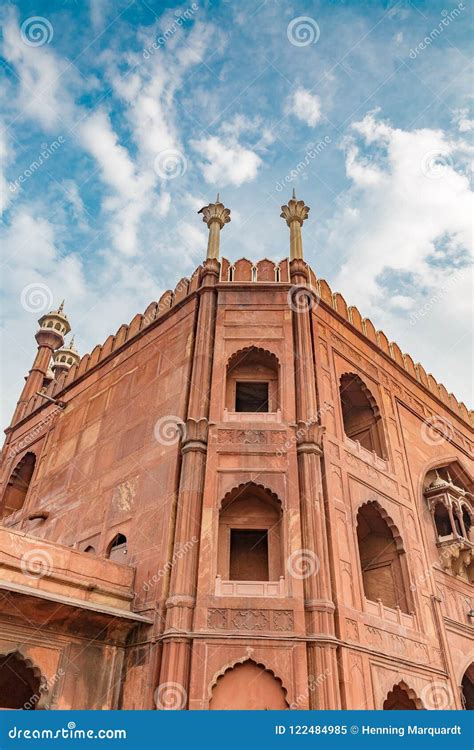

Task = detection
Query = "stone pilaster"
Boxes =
[158,220,228,708]
[282,196,340,709]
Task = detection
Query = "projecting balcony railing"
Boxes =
[365,597,416,628]
[223,409,282,423]
[344,436,389,470]
[215,575,286,598]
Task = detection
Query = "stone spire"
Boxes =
[198,194,231,260]
[280,190,310,260]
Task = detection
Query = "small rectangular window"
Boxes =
[235,381,269,412]
[229,529,269,581]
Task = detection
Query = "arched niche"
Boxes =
[383,682,422,710]
[107,533,128,563]
[339,373,387,458]
[1,452,36,518]
[461,663,474,710]
[218,483,283,582]
[209,659,289,710]
[226,347,280,414]
[356,501,411,613]
[0,651,46,709]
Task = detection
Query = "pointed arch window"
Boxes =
[339,373,387,458]
[356,501,411,613]
[0,652,44,709]
[217,484,283,585]
[226,347,280,414]
[107,533,128,563]
[1,452,36,518]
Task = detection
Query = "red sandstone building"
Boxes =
[0,195,472,710]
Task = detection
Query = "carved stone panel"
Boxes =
[207,608,294,632]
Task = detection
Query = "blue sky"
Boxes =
[0,0,472,425]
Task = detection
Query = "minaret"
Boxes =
[280,188,310,261]
[198,194,231,260]
[52,336,80,379]
[11,302,70,424]
[158,196,230,708]
[280,192,341,709]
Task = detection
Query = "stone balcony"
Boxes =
[0,527,151,628]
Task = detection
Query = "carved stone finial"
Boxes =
[198,197,231,260]
[280,194,310,261]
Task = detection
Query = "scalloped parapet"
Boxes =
[17,257,471,428]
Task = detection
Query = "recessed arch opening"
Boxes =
[209,659,289,710]
[218,483,283,582]
[339,373,387,458]
[356,501,411,613]
[1,452,36,518]
[226,347,280,414]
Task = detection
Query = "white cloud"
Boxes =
[286,88,321,127]
[325,112,473,403]
[191,135,262,187]
[2,10,75,130]
[452,108,473,133]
